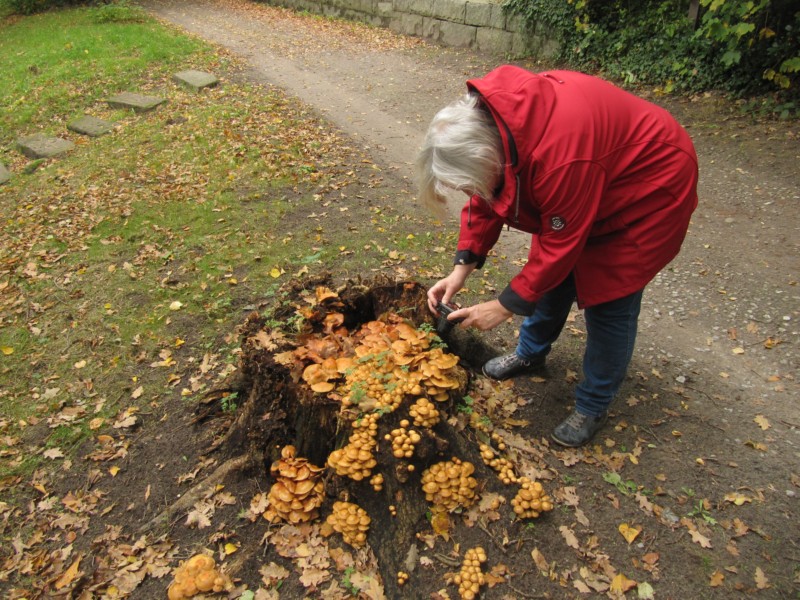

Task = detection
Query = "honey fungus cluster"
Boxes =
[385,420,422,458]
[167,554,232,600]
[327,413,379,481]
[290,311,462,412]
[325,501,371,548]
[453,547,487,600]
[421,458,478,511]
[409,397,441,427]
[511,477,554,519]
[479,442,517,484]
[262,445,325,524]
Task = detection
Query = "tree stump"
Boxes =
[186,275,501,596]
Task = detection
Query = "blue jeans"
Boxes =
[515,274,643,417]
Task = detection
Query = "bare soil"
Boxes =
[10,0,797,598]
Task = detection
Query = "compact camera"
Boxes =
[435,302,464,335]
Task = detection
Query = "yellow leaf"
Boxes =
[169,301,183,311]
[610,573,637,593]
[753,415,770,430]
[1,346,14,355]
[710,570,725,587]
[224,542,238,555]
[131,386,144,399]
[89,418,104,430]
[431,509,451,540]
[724,492,752,506]
[174,338,185,348]
[74,360,87,369]
[406,234,415,240]
[109,466,120,477]
[732,347,745,355]
[618,523,642,544]
[54,554,82,590]
[270,267,282,278]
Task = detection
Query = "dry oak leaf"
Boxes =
[754,567,771,590]
[709,570,725,587]
[753,414,770,430]
[54,554,83,590]
[689,529,712,548]
[559,525,580,550]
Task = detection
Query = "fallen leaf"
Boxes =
[610,573,637,593]
[753,414,770,430]
[559,525,580,550]
[131,386,144,399]
[689,530,712,548]
[709,570,724,587]
[54,554,83,590]
[44,448,65,460]
[1,346,13,355]
[637,581,655,599]
[619,523,642,544]
[724,492,752,506]
[754,567,770,589]
[74,359,87,369]
[169,301,183,310]
[531,548,549,574]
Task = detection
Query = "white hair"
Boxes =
[416,93,504,217]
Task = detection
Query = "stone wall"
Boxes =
[257,0,558,57]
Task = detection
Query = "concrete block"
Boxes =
[377,1,393,15]
[106,92,165,113]
[389,12,424,36]
[17,134,75,159]
[173,69,219,91]
[476,27,512,54]
[438,20,476,47]
[422,16,441,39]
[67,115,114,137]
[432,0,464,22]
[464,1,490,26]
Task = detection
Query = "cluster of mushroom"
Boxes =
[327,413,379,481]
[397,571,410,586]
[302,356,350,393]
[453,547,487,600]
[369,473,384,492]
[325,501,371,548]
[409,397,440,427]
[479,443,517,485]
[417,348,461,402]
[385,421,421,458]
[167,554,232,600]
[511,477,554,519]
[421,458,478,511]
[262,445,325,524]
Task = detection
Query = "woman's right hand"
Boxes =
[427,264,475,313]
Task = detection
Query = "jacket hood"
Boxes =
[466,66,559,220]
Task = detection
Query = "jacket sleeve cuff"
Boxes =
[454,250,486,269]
[498,284,537,316]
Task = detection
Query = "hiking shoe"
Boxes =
[552,410,608,447]
[482,353,545,380]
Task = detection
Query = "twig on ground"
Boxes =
[477,520,507,554]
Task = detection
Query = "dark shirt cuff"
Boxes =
[454,250,485,269]
[498,284,537,316]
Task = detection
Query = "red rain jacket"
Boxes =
[456,67,698,314]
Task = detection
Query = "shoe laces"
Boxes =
[499,353,528,368]
[564,411,589,429]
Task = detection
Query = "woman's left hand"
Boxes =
[448,300,513,331]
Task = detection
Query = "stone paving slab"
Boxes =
[68,115,115,137]
[0,163,10,184]
[106,92,166,112]
[17,134,75,159]
[173,70,219,91]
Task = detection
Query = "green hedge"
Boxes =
[505,0,800,116]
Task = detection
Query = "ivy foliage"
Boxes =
[504,0,800,112]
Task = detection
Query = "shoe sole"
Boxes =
[481,360,546,381]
